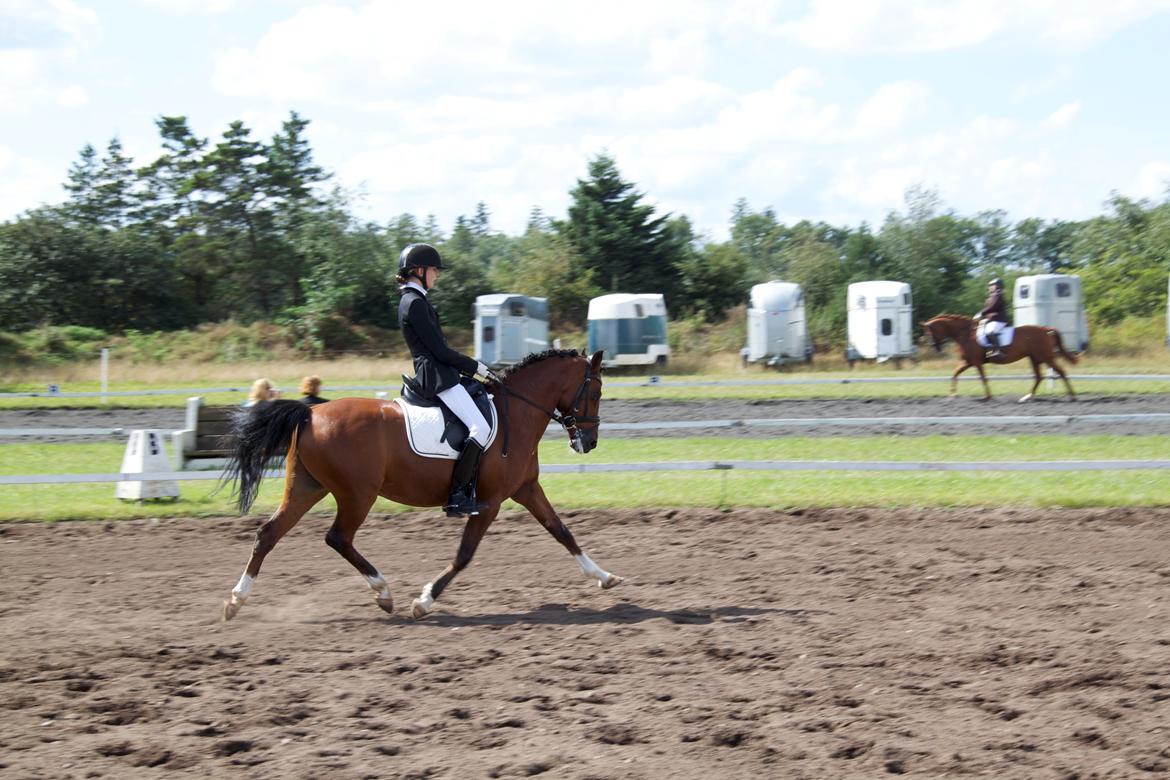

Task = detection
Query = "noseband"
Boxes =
[494,363,600,457]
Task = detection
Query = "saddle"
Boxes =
[975,323,1014,349]
[393,376,498,460]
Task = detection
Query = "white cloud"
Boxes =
[777,0,1170,52]
[852,81,931,137]
[0,145,63,217]
[1041,99,1081,129]
[1133,162,1170,200]
[134,0,239,13]
[0,0,99,115]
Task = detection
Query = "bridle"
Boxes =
[494,362,601,457]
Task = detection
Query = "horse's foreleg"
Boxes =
[411,509,497,620]
[324,490,393,614]
[223,462,326,621]
[1020,358,1043,403]
[950,362,971,397]
[974,363,992,401]
[513,480,622,590]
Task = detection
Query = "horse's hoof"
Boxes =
[600,574,624,590]
[410,599,429,620]
[1018,394,1033,403]
[376,596,394,615]
[222,599,240,622]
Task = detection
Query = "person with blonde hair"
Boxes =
[299,375,328,406]
[243,378,279,407]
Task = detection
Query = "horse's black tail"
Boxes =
[1050,329,1079,364]
[221,400,313,514]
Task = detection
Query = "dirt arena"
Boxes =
[2,506,1168,778]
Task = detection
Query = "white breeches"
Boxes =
[978,320,1005,339]
[437,383,488,446]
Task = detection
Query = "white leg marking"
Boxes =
[411,582,435,618]
[1018,393,1033,403]
[575,552,613,586]
[231,573,254,604]
[363,572,392,602]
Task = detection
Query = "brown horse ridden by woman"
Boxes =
[220,349,621,621]
[920,314,1078,402]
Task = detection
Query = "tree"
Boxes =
[675,241,748,322]
[560,153,684,304]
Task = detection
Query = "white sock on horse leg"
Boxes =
[575,552,611,583]
[363,572,392,601]
[231,573,254,604]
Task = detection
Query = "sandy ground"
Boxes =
[3,393,1169,443]
[1,507,1168,778]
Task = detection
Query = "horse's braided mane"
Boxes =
[498,348,581,380]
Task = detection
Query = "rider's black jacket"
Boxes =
[398,286,478,398]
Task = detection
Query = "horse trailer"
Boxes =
[845,281,916,364]
[740,280,812,368]
[587,293,670,368]
[1013,274,1089,352]
[473,294,550,368]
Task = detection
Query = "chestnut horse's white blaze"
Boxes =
[219,349,618,622]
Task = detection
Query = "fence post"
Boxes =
[100,348,109,405]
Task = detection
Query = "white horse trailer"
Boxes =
[587,293,670,368]
[740,280,812,367]
[473,294,550,368]
[1013,274,1089,352]
[845,281,916,364]
[1166,276,1169,349]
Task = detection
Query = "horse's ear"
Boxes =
[590,350,604,371]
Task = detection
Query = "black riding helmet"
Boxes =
[398,243,444,274]
[989,278,1004,289]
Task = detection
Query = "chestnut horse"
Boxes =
[220,349,621,621]
[921,314,1078,402]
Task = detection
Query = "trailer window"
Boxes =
[1019,285,1030,300]
[634,304,644,318]
[902,293,910,305]
[881,318,892,336]
[508,302,526,316]
[1056,282,1071,297]
[483,326,495,343]
[856,296,866,309]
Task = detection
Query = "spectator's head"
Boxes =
[248,377,275,404]
[300,375,322,396]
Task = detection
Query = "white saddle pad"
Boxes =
[976,324,1014,348]
[392,397,498,460]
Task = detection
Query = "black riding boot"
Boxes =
[986,331,1001,358]
[444,439,487,518]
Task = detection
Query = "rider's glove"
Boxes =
[476,361,492,379]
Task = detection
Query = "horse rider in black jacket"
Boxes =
[977,277,1010,357]
[397,243,496,517]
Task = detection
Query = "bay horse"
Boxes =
[920,314,1078,402]
[220,349,621,621]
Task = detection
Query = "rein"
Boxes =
[493,364,600,457]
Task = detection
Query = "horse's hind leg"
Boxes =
[324,490,394,614]
[1049,361,1076,399]
[411,508,497,620]
[512,479,622,590]
[1020,357,1043,403]
[223,458,327,621]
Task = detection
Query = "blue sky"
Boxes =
[2,0,1169,240]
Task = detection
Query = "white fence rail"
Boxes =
[5,412,1170,438]
[3,374,1169,399]
[4,459,1170,486]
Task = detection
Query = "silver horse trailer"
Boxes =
[740,280,812,368]
[1013,274,1089,352]
[473,294,550,368]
